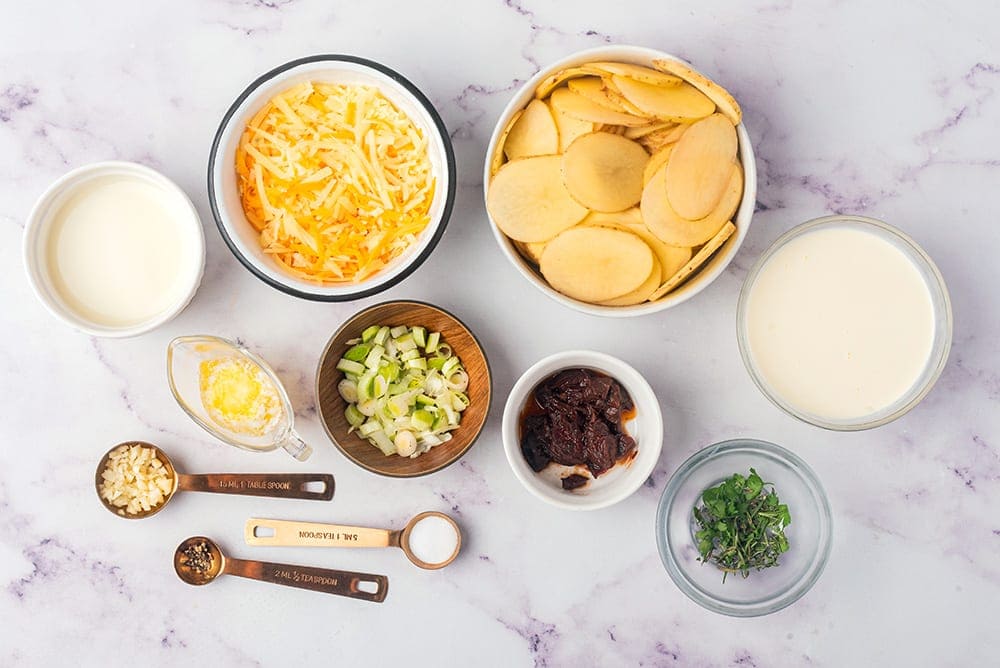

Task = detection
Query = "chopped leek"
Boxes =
[343,343,371,362]
[425,331,440,354]
[336,358,365,375]
[337,324,470,459]
[412,326,427,348]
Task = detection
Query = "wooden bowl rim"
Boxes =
[315,299,492,478]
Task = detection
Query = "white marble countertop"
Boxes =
[2,1,998,665]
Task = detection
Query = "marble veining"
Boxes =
[1,0,999,665]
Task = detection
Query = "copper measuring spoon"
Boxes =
[245,511,462,570]
[95,441,334,519]
[173,536,387,602]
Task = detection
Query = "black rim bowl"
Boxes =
[206,54,457,302]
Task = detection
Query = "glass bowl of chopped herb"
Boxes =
[655,438,832,617]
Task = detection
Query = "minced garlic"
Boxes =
[99,443,174,516]
[235,81,436,284]
[199,356,284,437]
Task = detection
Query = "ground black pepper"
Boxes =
[181,540,214,575]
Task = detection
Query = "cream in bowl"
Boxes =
[209,54,456,301]
[738,215,952,430]
[23,161,205,337]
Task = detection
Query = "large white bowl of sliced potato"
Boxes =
[484,45,756,316]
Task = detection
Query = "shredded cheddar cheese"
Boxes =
[236,82,436,283]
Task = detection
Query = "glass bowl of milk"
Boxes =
[23,161,205,337]
[737,215,952,430]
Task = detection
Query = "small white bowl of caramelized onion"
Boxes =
[208,54,456,301]
[501,350,663,510]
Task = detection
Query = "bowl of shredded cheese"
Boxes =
[208,55,456,300]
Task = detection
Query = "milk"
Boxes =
[45,174,192,327]
[745,226,935,421]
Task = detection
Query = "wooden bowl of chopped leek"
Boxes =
[316,300,491,477]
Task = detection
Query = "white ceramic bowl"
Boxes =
[208,54,456,301]
[23,161,205,338]
[501,351,663,510]
[483,45,757,317]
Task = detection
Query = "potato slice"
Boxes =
[643,145,673,186]
[540,226,654,302]
[567,77,628,112]
[664,113,738,219]
[648,222,736,301]
[629,227,692,282]
[513,239,547,266]
[584,212,691,283]
[652,58,742,125]
[550,102,595,151]
[490,109,522,177]
[584,207,644,227]
[549,87,650,127]
[487,155,589,242]
[504,99,559,160]
[586,61,682,87]
[598,257,662,306]
[601,77,656,117]
[612,76,715,122]
[562,132,649,212]
[534,66,599,99]
[643,161,743,247]
[638,123,689,153]
[624,121,676,139]
[598,124,628,136]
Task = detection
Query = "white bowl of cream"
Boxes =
[737,215,952,430]
[23,161,205,337]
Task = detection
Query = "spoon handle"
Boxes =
[245,518,395,548]
[177,473,334,500]
[224,557,387,602]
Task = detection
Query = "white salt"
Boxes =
[407,515,459,565]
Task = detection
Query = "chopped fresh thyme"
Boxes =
[693,468,791,582]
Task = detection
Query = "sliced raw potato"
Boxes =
[643,162,743,247]
[550,102,595,151]
[584,207,644,227]
[624,121,676,139]
[504,99,559,160]
[584,212,692,283]
[628,227,691,282]
[652,58,742,124]
[513,239,547,266]
[487,155,589,242]
[534,66,599,99]
[643,145,673,186]
[664,113,738,219]
[586,61,682,87]
[596,78,649,117]
[549,87,650,127]
[540,226,654,302]
[567,77,630,112]
[612,76,715,122]
[491,109,522,176]
[598,257,662,306]
[598,124,627,136]
[562,132,649,212]
[638,123,689,153]
[648,222,736,301]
